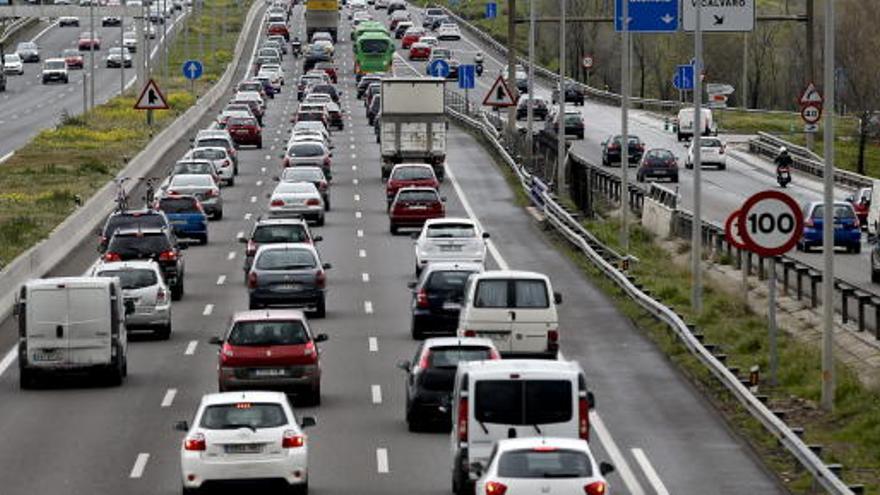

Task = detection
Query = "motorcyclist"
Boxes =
[291,36,302,57]
[474,51,484,76]
[775,146,793,186]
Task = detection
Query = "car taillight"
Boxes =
[167,190,179,195]
[248,272,258,289]
[156,288,167,303]
[464,329,476,337]
[282,430,306,448]
[547,329,559,352]
[489,348,501,359]
[457,397,468,441]
[609,143,620,150]
[416,289,430,308]
[305,198,321,206]
[315,270,326,289]
[485,481,507,495]
[271,199,285,207]
[318,181,328,191]
[246,240,257,256]
[853,218,861,229]
[206,189,218,198]
[159,250,177,261]
[584,481,607,495]
[719,144,726,154]
[184,433,206,451]
[195,201,205,214]
[104,252,121,262]
[579,397,590,440]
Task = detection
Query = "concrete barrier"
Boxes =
[0,0,264,322]
[641,198,674,239]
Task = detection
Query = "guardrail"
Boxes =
[0,17,38,46]
[443,95,861,495]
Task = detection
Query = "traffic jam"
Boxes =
[10,1,617,494]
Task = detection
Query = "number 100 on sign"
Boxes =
[736,190,804,257]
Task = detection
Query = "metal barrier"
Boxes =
[0,17,38,46]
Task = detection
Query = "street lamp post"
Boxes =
[820,0,835,412]
[692,0,704,314]
[620,0,629,251]
[555,0,565,192]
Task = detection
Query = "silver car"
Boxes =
[268,182,325,225]
[163,174,223,219]
[247,243,330,317]
[183,147,235,186]
[414,218,489,275]
[92,260,172,339]
[281,141,331,180]
[280,166,330,209]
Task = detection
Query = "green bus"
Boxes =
[352,21,390,43]
[354,31,395,78]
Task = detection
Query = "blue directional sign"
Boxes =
[614,0,679,33]
[458,64,475,89]
[673,64,694,91]
[485,2,497,19]
[428,59,450,78]
[182,60,203,80]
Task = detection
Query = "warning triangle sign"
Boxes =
[483,75,516,107]
[134,78,170,110]
[799,82,823,105]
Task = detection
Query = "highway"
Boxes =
[0,9,186,161]
[0,4,786,494]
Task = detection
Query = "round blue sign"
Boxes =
[182,60,203,80]
[428,59,450,78]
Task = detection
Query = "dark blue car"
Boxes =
[158,195,209,245]
[798,201,861,253]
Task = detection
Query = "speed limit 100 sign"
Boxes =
[735,190,804,257]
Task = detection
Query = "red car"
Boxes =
[315,62,337,84]
[267,22,290,41]
[226,116,263,148]
[62,49,84,69]
[401,28,425,49]
[409,42,431,61]
[78,31,101,50]
[389,187,445,234]
[386,163,439,206]
[213,310,329,405]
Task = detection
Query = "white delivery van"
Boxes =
[449,359,594,494]
[676,107,716,141]
[15,277,131,388]
[457,270,562,358]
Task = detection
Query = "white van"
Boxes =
[676,107,716,141]
[449,359,594,494]
[15,277,132,388]
[456,270,561,358]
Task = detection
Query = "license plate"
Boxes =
[276,284,302,291]
[224,443,264,454]
[408,205,427,210]
[33,349,62,362]
[442,302,461,311]
[439,245,461,252]
[254,368,286,377]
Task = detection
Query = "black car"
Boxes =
[103,227,187,300]
[552,83,585,106]
[357,75,382,98]
[515,96,549,120]
[601,134,645,166]
[637,148,679,183]
[430,15,450,30]
[240,217,321,276]
[98,209,171,253]
[367,95,381,125]
[408,262,483,338]
[397,338,499,431]
[247,244,330,317]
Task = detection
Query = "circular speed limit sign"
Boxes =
[737,191,804,257]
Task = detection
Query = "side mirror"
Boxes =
[238,236,248,244]
[587,391,596,409]
[208,336,224,345]
[407,281,417,289]
[599,462,615,476]
[441,196,447,202]
[553,291,563,305]
[482,232,490,239]
[322,262,332,269]
[314,333,329,343]
[173,420,189,432]
[313,235,323,242]
[124,299,136,316]
[396,359,411,372]
[300,416,317,428]
[469,462,484,477]
[273,175,280,182]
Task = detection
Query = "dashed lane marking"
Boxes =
[357,229,364,238]
[368,337,378,352]
[0,347,16,377]
[359,249,366,258]
[632,448,670,495]
[161,388,177,408]
[355,211,362,219]
[362,272,370,282]
[371,384,382,404]
[364,301,373,314]
[376,448,389,474]
[203,304,214,316]
[129,453,150,479]
[227,251,236,260]
[184,340,198,356]
[216,275,226,286]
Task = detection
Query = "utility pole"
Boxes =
[805,0,815,150]
[162,0,168,85]
[120,16,125,96]
[620,0,629,252]
[526,0,534,170]
[741,32,748,108]
[556,0,565,192]
[506,0,517,145]
[89,0,95,109]
[692,0,704,315]
[820,0,835,413]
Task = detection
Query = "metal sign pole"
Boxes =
[768,257,778,386]
[526,0,534,170]
[120,16,125,96]
[556,0,566,192]
[620,0,629,252]
[820,0,835,412]
[89,0,95,110]
[692,0,704,314]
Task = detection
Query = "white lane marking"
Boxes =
[368,336,378,352]
[228,251,236,260]
[445,166,508,270]
[355,211,362,219]
[129,453,150,478]
[0,151,14,164]
[216,275,226,286]
[244,213,253,221]
[250,196,257,203]
[32,20,60,42]
[261,166,267,173]
[364,301,373,314]
[357,229,364,238]
[161,388,177,408]
[203,304,214,316]
[353,178,359,185]
[632,448,670,495]
[350,144,356,149]
[591,413,645,495]
[236,231,245,239]
[350,135,355,141]
[352,164,357,171]
[376,448,389,474]
[351,154,357,159]
[256,180,263,186]
[359,249,366,258]
[362,272,370,282]
[354,193,360,202]
[184,340,198,356]
[0,347,17,377]
[264,154,271,160]
[371,384,382,404]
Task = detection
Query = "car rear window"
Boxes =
[811,205,856,219]
[474,380,572,425]
[474,279,549,308]
[96,268,158,290]
[239,82,261,92]
[252,224,309,243]
[193,148,225,160]
[396,190,438,202]
[426,223,476,238]
[289,143,324,157]
[282,168,324,182]
[392,167,434,180]
[107,233,171,255]
[427,346,493,368]
[497,449,592,478]
[200,403,288,430]
[103,213,166,237]
[159,197,200,213]
[196,138,230,149]
[229,117,257,127]
[171,175,214,187]
[426,270,473,292]
[256,249,317,270]
[174,162,214,175]
[228,320,308,346]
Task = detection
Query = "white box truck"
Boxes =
[15,277,131,388]
[676,107,716,141]
[380,77,447,181]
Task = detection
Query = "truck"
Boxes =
[305,0,339,42]
[380,78,447,180]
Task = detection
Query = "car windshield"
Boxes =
[196,138,230,149]
[433,48,451,59]
[426,223,476,238]
[564,114,582,125]
[474,380,572,425]
[252,224,309,243]
[397,190,438,202]
[200,403,288,430]
[159,197,200,214]
[107,234,171,255]
[5,54,21,62]
[426,8,443,15]
[46,61,66,70]
[427,346,493,368]
[360,38,390,54]
[426,270,473,293]
[96,268,158,290]
[239,82,262,91]
[256,248,317,270]
[497,449,592,479]
[474,279,549,308]
[289,143,324,157]
[228,320,309,346]
[701,138,723,148]
[229,117,257,127]
[17,42,36,50]
[62,49,79,57]
[276,182,315,194]
[174,162,213,175]
[393,167,433,180]
[647,150,675,161]
[171,175,213,187]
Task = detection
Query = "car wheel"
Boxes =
[198,233,208,245]
[407,409,423,432]
[214,209,223,220]
[248,298,262,310]
[171,280,183,301]
[390,223,398,235]
[227,177,235,187]
[313,296,326,319]
[671,174,679,183]
[854,244,862,254]
[290,480,308,495]
[257,140,262,149]
[156,323,172,340]
[411,322,423,340]
[872,270,880,284]
[316,215,325,226]
[19,368,36,389]
[324,198,330,211]
[181,485,199,495]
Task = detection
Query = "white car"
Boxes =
[419,35,439,47]
[258,68,283,93]
[268,182,326,225]
[183,146,236,186]
[90,260,172,339]
[288,130,333,150]
[414,217,488,275]
[3,54,24,75]
[312,39,334,56]
[260,62,285,83]
[474,437,614,495]
[58,16,80,27]
[292,121,332,143]
[436,23,461,40]
[177,391,316,494]
[123,31,138,52]
[684,136,727,170]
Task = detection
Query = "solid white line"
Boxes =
[216,275,226,286]
[364,301,373,314]
[32,20,59,42]
[368,337,378,352]
[228,251,236,260]
[445,166,509,270]
[371,384,382,404]
[359,249,366,258]
[376,448,389,473]
[357,229,364,238]
[161,388,177,408]
[591,413,645,495]
[362,272,370,282]
[184,340,198,356]
[203,304,214,316]
[0,151,13,164]
[632,448,670,495]
[129,453,150,479]
[0,347,17,377]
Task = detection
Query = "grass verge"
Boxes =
[0,0,251,268]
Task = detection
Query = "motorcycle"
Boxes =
[777,166,791,188]
[291,42,302,58]
[475,61,483,77]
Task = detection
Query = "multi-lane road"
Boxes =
[0,4,786,494]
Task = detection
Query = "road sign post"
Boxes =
[581,55,593,86]
[821,0,836,411]
[458,64,475,114]
[183,59,203,96]
[683,0,755,32]
[428,59,450,78]
[482,75,515,108]
[134,78,170,126]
